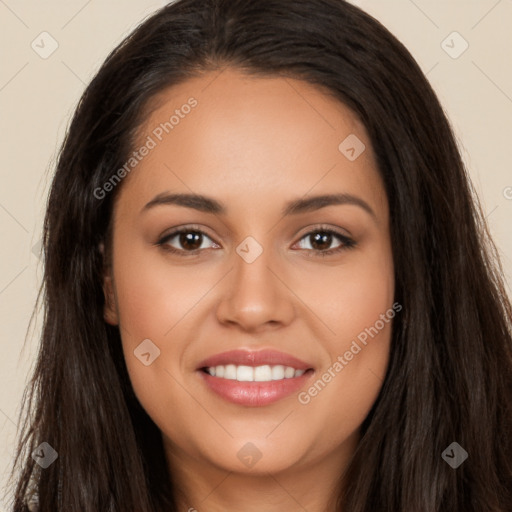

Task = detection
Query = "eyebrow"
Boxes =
[142,192,377,220]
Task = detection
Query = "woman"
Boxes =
[9,0,512,510]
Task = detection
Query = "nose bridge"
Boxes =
[232,233,278,301]
[215,233,295,330]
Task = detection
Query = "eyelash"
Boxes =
[156,224,357,258]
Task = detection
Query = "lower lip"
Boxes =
[198,369,314,407]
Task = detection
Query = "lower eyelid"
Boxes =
[157,227,354,254]
[158,231,217,250]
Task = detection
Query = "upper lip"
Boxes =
[197,349,314,371]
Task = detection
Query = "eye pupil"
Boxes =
[311,232,332,250]
[180,232,202,250]
[160,227,349,256]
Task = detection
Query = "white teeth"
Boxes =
[236,365,254,381]
[284,366,295,378]
[204,364,307,382]
[254,365,272,381]
[224,364,237,380]
[272,365,285,380]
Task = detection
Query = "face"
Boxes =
[103,67,395,486]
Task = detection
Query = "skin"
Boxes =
[103,67,395,512]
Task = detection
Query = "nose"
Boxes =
[215,241,296,333]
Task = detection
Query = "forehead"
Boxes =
[115,67,387,224]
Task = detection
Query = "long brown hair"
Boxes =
[9,0,512,510]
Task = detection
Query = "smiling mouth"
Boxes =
[200,364,314,382]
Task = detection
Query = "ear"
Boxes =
[99,242,119,326]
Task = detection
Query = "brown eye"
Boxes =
[309,232,335,251]
[158,228,218,254]
[295,228,356,256]
[157,225,355,257]
[177,231,203,251]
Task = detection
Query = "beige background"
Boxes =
[1,0,511,507]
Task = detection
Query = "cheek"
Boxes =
[297,237,394,347]
[113,246,212,340]
[293,240,394,426]
[110,246,201,403]
[112,269,199,436]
